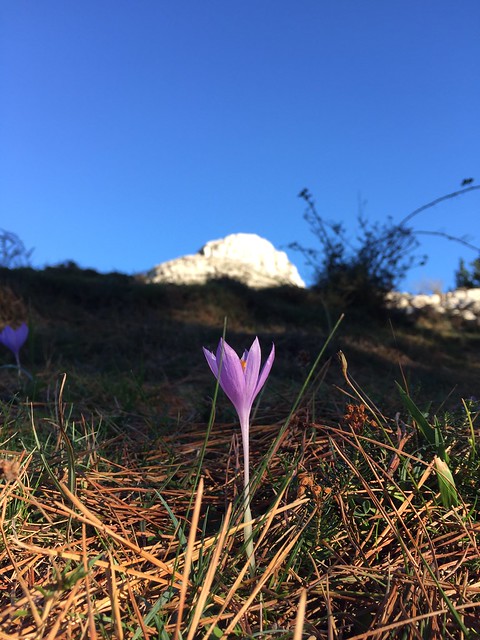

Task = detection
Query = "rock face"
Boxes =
[144,233,306,289]
[386,288,480,326]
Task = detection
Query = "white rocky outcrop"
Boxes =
[386,288,480,326]
[143,233,306,289]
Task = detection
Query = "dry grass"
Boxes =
[1,399,479,638]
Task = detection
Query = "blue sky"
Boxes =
[1,1,479,292]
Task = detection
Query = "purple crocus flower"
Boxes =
[0,323,29,368]
[203,337,275,474]
[203,336,274,572]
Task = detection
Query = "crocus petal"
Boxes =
[254,343,275,398]
[203,340,245,411]
[243,337,262,406]
[215,339,246,412]
[16,323,29,347]
[0,326,14,348]
[202,347,219,378]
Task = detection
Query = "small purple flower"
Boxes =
[203,336,274,573]
[203,337,275,453]
[0,323,29,368]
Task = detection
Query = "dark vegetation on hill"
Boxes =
[1,265,478,428]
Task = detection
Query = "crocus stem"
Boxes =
[242,421,256,575]
[244,500,255,574]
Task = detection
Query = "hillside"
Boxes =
[1,265,478,418]
[0,266,479,639]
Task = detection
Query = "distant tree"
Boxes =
[455,257,480,289]
[291,184,480,312]
[0,229,33,268]
[290,189,426,311]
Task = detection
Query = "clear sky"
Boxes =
[1,1,479,292]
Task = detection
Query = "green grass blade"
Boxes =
[396,382,441,448]
[434,455,460,509]
[462,398,477,461]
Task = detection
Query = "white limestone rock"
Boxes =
[461,309,477,323]
[386,288,480,326]
[144,233,306,289]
